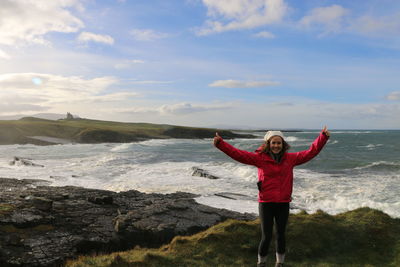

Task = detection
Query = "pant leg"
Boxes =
[258,202,274,256]
[274,203,290,254]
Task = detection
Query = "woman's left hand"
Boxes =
[213,132,222,146]
[322,126,330,137]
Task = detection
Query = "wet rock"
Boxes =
[6,234,24,246]
[191,166,219,179]
[8,211,47,227]
[9,157,44,167]
[32,197,53,211]
[88,196,113,205]
[214,192,255,201]
[0,178,255,267]
[113,195,252,247]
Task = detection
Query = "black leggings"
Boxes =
[258,202,289,256]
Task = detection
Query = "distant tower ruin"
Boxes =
[66,112,74,120]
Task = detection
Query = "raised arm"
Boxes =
[294,126,330,165]
[213,132,260,167]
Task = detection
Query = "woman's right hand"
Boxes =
[322,126,330,137]
[213,132,222,146]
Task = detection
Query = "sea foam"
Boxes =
[0,130,398,218]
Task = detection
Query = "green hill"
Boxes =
[65,208,400,267]
[0,117,255,145]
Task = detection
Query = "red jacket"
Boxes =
[216,131,329,203]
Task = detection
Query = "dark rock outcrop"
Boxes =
[191,166,219,179]
[162,127,255,139]
[77,129,145,143]
[214,192,253,200]
[0,178,255,267]
[9,157,44,167]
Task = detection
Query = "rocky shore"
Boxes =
[0,178,255,267]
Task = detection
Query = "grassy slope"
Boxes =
[0,117,250,145]
[66,208,400,267]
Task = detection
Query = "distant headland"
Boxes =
[0,113,258,145]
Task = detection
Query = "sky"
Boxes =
[0,0,399,129]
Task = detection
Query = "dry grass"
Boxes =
[65,208,400,267]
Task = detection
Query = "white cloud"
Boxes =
[0,73,139,115]
[130,29,169,41]
[130,59,145,64]
[299,5,349,34]
[77,32,114,45]
[350,14,400,37]
[0,103,48,114]
[253,31,275,38]
[197,0,288,35]
[114,100,399,129]
[297,6,400,39]
[117,107,158,114]
[315,102,400,129]
[118,102,233,115]
[0,73,115,95]
[114,59,145,69]
[209,79,279,88]
[206,100,400,129]
[386,91,400,101]
[127,80,174,85]
[0,49,10,59]
[159,103,231,115]
[0,0,84,46]
[84,92,139,103]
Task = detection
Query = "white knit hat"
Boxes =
[264,130,285,142]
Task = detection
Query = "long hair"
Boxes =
[260,137,291,154]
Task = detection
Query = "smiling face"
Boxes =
[269,136,283,154]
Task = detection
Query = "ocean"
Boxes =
[0,130,399,218]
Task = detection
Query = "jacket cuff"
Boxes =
[216,138,225,149]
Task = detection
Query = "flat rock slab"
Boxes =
[28,136,73,145]
[0,178,255,267]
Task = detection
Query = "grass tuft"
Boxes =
[0,203,15,215]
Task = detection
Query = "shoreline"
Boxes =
[1,177,399,266]
[2,175,399,220]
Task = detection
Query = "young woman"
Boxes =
[213,127,330,267]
